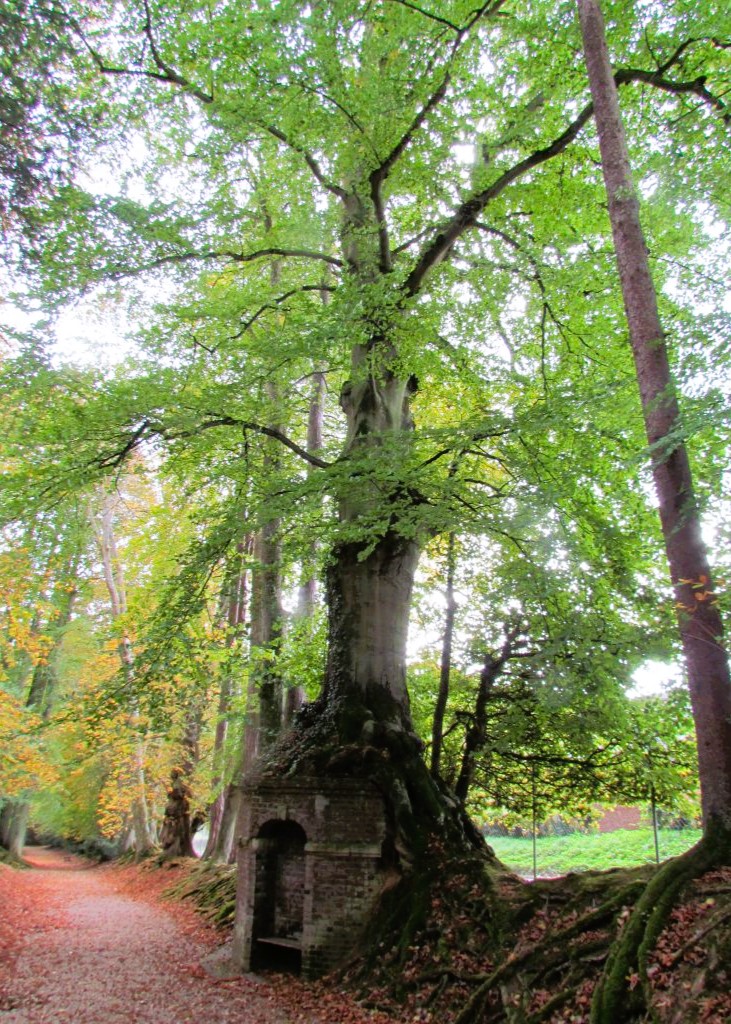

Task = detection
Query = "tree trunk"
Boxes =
[431,532,457,777]
[251,521,283,748]
[210,780,244,864]
[454,625,521,804]
[0,801,29,860]
[95,492,155,856]
[205,694,261,865]
[159,697,203,860]
[158,770,195,859]
[203,541,250,860]
[284,369,327,725]
[578,0,731,835]
[321,534,421,734]
[26,545,81,717]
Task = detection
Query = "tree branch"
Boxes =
[296,80,378,154]
[370,72,452,192]
[107,247,342,279]
[385,0,461,32]
[72,6,213,104]
[615,66,730,123]
[418,427,512,470]
[170,416,331,469]
[265,125,348,200]
[95,420,151,469]
[233,283,336,337]
[655,37,701,75]
[238,422,331,469]
[404,103,595,295]
[91,412,331,476]
[369,3,503,271]
[403,51,729,297]
[369,68,452,271]
[392,226,438,255]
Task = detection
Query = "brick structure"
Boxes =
[596,804,642,833]
[231,775,388,978]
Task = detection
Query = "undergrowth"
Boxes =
[162,858,236,928]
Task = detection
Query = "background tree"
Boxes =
[578,0,731,842]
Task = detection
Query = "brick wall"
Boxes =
[596,805,642,833]
[232,776,388,978]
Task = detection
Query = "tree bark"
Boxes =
[321,534,421,734]
[0,801,30,860]
[431,532,457,777]
[95,492,155,856]
[577,0,731,833]
[284,369,326,726]
[203,541,250,860]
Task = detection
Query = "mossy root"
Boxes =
[590,832,727,1024]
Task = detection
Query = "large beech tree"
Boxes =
[1,4,730,1007]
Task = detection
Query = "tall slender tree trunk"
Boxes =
[95,493,155,856]
[454,624,521,804]
[26,545,81,717]
[251,518,284,749]
[203,540,250,860]
[206,537,261,864]
[431,532,457,777]
[206,501,284,862]
[577,0,731,834]
[285,369,326,725]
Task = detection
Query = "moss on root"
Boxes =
[0,847,27,868]
[163,860,237,928]
[591,824,731,1024]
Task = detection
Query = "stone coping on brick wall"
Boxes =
[246,837,383,858]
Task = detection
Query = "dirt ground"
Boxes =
[0,847,393,1024]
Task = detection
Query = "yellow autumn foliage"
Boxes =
[0,689,58,796]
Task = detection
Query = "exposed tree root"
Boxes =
[452,877,647,1024]
[591,828,729,1024]
[150,698,731,1024]
[0,847,27,868]
[340,834,730,1024]
[153,825,731,1024]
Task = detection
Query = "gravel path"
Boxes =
[0,847,290,1024]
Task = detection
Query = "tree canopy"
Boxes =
[0,0,729,857]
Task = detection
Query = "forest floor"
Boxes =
[0,847,394,1024]
[1,846,730,1023]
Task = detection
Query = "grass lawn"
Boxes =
[487,827,702,877]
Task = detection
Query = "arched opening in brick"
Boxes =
[252,819,306,973]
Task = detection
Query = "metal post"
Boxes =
[532,764,537,882]
[650,782,660,865]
